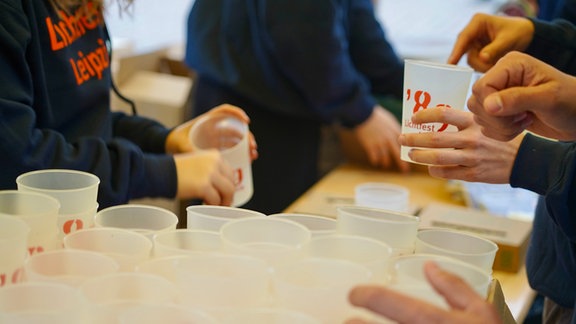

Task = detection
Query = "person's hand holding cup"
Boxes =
[188,110,255,207]
[400,60,474,164]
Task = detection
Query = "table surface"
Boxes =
[284,163,536,323]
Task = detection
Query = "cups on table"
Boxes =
[0,215,30,287]
[0,282,87,323]
[16,169,100,237]
[189,114,253,207]
[337,205,419,255]
[152,229,222,258]
[272,258,372,323]
[387,254,491,309]
[172,254,271,308]
[415,228,498,274]
[186,205,265,231]
[400,60,474,163]
[24,249,120,287]
[220,217,311,267]
[305,234,394,283]
[0,190,60,255]
[354,182,410,213]
[63,227,152,271]
[268,213,338,237]
[94,204,179,240]
[79,272,179,324]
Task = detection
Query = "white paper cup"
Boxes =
[186,205,265,231]
[336,206,419,253]
[268,213,338,237]
[305,234,394,285]
[272,258,372,323]
[16,169,100,215]
[0,215,30,287]
[79,272,179,324]
[24,249,120,287]
[400,60,473,163]
[63,227,152,271]
[152,229,221,258]
[94,204,179,240]
[415,228,498,274]
[189,115,253,207]
[220,217,311,267]
[57,203,98,239]
[0,190,60,255]
[173,254,271,308]
[0,282,87,323]
[355,182,410,212]
[387,254,491,309]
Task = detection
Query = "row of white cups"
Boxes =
[0,170,499,323]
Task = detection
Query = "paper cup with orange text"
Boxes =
[401,60,473,163]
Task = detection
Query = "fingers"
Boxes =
[208,104,250,123]
[424,262,486,310]
[411,106,474,130]
[349,285,449,324]
[211,161,235,206]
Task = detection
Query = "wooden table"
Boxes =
[284,163,536,323]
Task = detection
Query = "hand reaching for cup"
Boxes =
[447,13,534,72]
[347,262,502,324]
[353,105,410,172]
[174,150,235,206]
[166,104,258,160]
[468,52,576,142]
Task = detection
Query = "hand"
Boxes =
[447,13,534,72]
[469,52,576,141]
[347,262,502,324]
[353,106,410,172]
[399,106,521,184]
[166,104,258,160]
[173,150,235,206]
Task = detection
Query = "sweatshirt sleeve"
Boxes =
[525,18,576,74]
[261,0,401,127]
[510,134,576,239]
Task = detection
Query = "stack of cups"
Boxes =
[16,169,100,239]
[415,228,498,275]
[336,205,420,256]
[0,190,60,255]
[354,182,410,213]
[94,204,179,240]
[0,215,30,287]
[386,254,492,309]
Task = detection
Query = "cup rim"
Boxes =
[416,228,499,256]
[404,59,474,72]
[337,205,419,223]
[16,169,100,192]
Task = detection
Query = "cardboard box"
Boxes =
[418,203,533,273]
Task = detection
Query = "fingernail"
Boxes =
[485,95,503,114]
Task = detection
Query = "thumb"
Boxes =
[484,84,552,116]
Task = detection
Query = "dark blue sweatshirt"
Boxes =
[512,18,576,319]
[0,0,177,208]
[185,0,404,127]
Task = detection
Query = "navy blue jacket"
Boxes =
[512,18,576,319]
[0,0,177,207]
[185,0,404,127]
